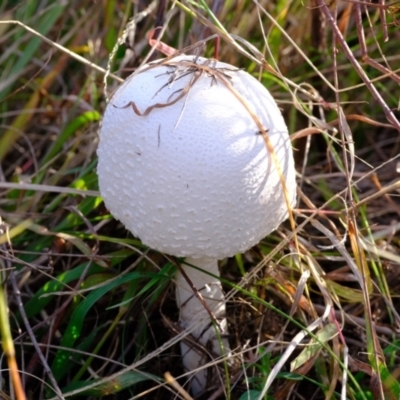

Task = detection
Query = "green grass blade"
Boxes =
[23,263,106,319]
[61,371,160,397]
[51,271,167,380]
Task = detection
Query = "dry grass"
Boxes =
[0,1,400,399]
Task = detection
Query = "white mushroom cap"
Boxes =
[98,56,296,259]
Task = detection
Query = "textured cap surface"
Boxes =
[97,56,296,259]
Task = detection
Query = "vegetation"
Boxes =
[0,1,399,399]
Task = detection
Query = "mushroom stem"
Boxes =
[175,257,231,395]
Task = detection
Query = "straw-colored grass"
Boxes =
[0,1,399,399]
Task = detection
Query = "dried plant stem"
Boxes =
[316,0,400,132]
[0,20,122,83]
[0,278,26,400]
[7,268,65,399]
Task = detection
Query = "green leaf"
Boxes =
[61,371,159,396]
[290,323,337,371]
[239,390,264,400]
[379,362,400,398]
[276,372,303,380]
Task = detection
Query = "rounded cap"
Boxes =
[97,56,296,259]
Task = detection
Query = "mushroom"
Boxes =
[97,55,296,395]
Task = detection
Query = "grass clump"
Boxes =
[1,0,400,399]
